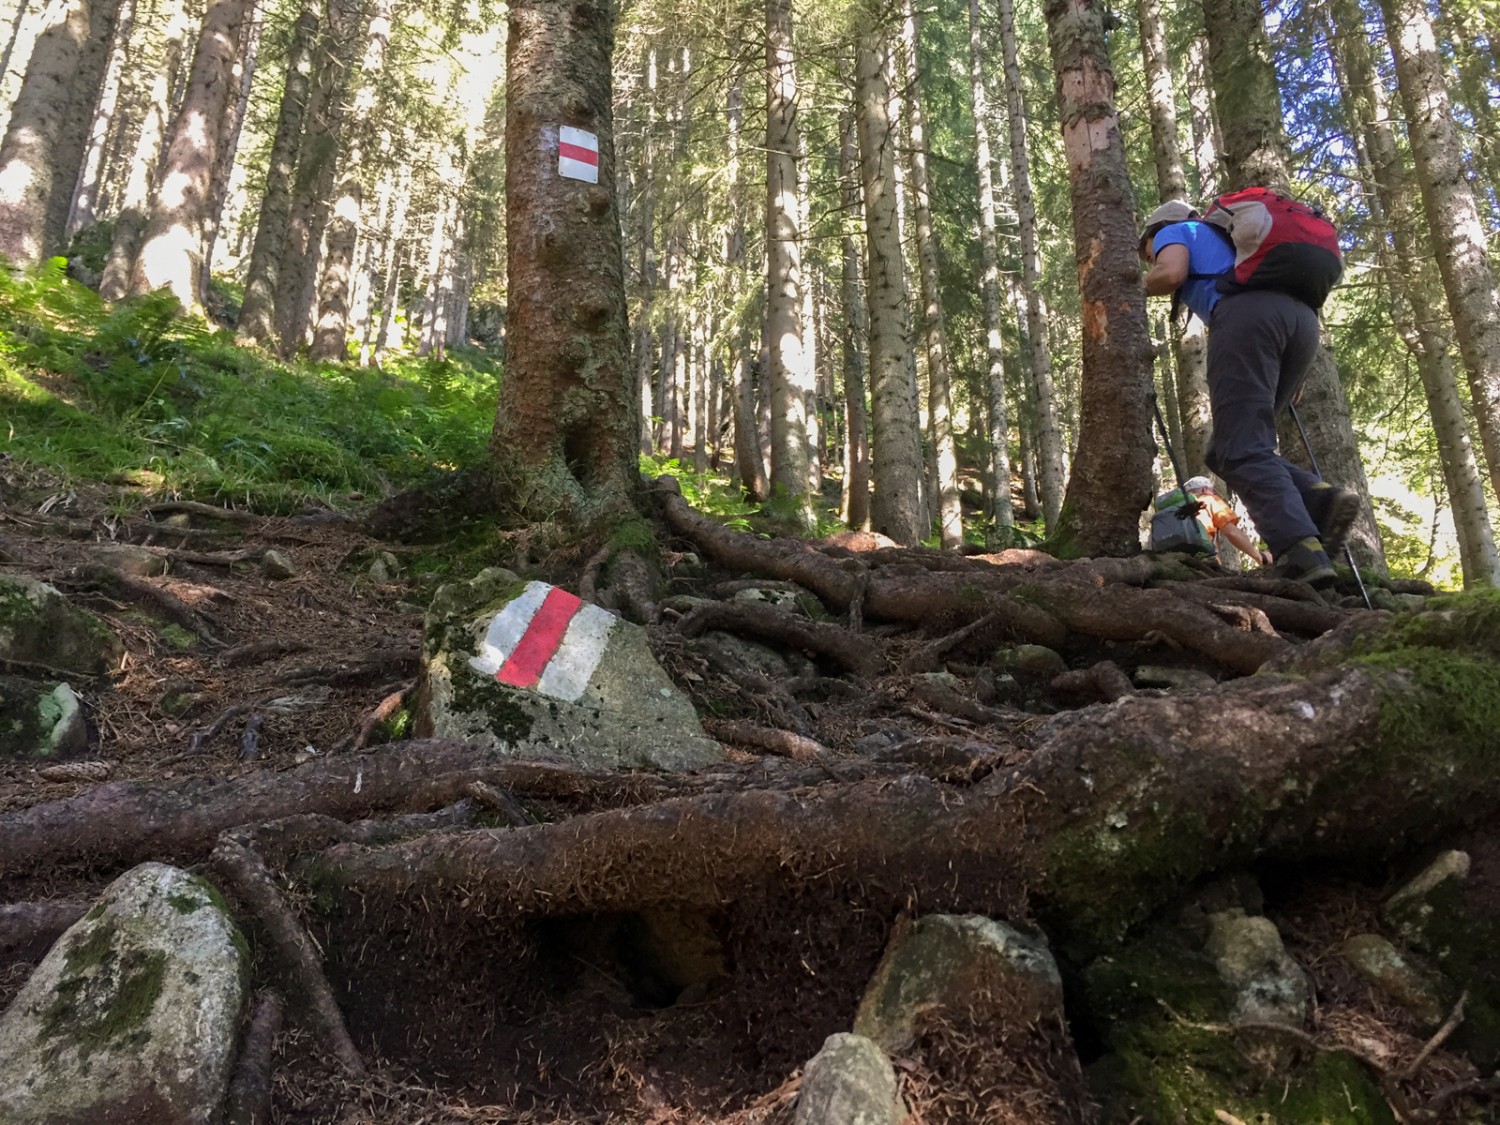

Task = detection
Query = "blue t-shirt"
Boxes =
[1153,221,1236,321]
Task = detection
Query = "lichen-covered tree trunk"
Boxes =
[898,0,960,550]
[1202,0,1386,576]
[838,110,871,530]
[765,0,813,527]
[996,0,1065,530]
[98,0,186,301]
[854,23,924,546]
[488,0,638,525]
[235,0,318,344]
[128,0,248,311]
[965,0,1012,535]
[1380,0,1500,502]
[1042,0,1154,558]
[0,0,119,266]
[1184,33,1217,200]
[310,0,391,361]
[1331,0,1500,588]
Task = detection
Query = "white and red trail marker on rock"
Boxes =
[468,581,616,702]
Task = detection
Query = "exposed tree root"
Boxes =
[218,639,312,668]
[60,563,228,646]
[0,900,90,961]
[209,838,366,1077]
[224,990,283,1125]
[145,501,261,525]
[677,599,886,677]
[702,719,829,760]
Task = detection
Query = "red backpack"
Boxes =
[1199,187,1343,309]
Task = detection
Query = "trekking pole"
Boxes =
[1287,403,1373,609]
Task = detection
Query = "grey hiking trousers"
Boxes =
[1202,289,1323,555]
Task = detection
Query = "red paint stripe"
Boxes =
[497,587,582,687]
[559,141,599,165]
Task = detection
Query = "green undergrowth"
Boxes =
[0,260,498,512]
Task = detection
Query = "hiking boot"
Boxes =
[1271,537,1337,587]
[1307,483,1361,556]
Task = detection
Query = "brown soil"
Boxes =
[1,463,1496,1124]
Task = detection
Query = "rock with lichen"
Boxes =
[0,862,246,1125]
[0,574,122,676]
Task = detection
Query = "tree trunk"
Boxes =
[198,1,262,301]
[129,0,248,311]
[236,0,318,344]
[838,110,871,531]
[0,0,119,266]
[1135,0,1210,476]
[311,0,391,361]
[996,0,1066,530]
[727,74,768,501]
[98,0,186,301]
[855,23,925,546]
[1380,0,1500,502]
[899,0,961,549]
[64,0,134,239]
[1202,0,1386,575]
[967,0,1012,536]
[765,0,813,527]
[489,0,638,525]
[1334,0,1500,586]
[1184,34,1218,200]
[1042,0,1154,558]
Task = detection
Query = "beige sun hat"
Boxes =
[1139,200,1198,248]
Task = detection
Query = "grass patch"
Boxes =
[0,261,499,511]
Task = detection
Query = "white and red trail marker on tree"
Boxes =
[468,582,616,702]
[557,126,600,183]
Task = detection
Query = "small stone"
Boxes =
[368,551,401,583]
[260,549,296,579]
[1205,909,1310,1027]
[794,1033,904,1125]
[732,585,807,613]
[1342,934,1446,1025]
[1131,665,1217,691]
[92,544,167,578]
[994,644,1067,680]
[917,671,963,691]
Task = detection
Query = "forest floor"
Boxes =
[0,458,1494,1124]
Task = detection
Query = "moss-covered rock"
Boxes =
[0,862,246,1125]
[0,574,122,677]
[0,676,88,760]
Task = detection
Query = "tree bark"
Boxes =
[838,109,871,531]
[996,0,1066,530]
[1043,0,1154,558]
[854,22,925,546]
[899,0,961,549]
[128,0,248,310]
[98,0,187,301]
[765,0,813,527]
[727,74,768,501]
[0,0,119,265]
[311,0,391,360]
[1380,0,1500,502]
[63,0,134,239]
[1331,0,1500,588]
[197,0,262,297]
[489,0,638,525]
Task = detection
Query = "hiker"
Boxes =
[1139,194,1360,585]
[1151,476,1271,565]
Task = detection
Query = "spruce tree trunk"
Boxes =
[198,2,262,300]
[64,0,134,239]
[1043,0,1154,558]
[489,0,638,525]
[765,0,813,526]
[1184,34,1218,199]
[236,0,318,344]
[1202,0,1386,575]
[899,0,961,549]
[311,0,391,360]
[0,0,119,265]
[967,0,1012,535]
[855,23,925,545]
[996,0,1065,529]
[837,110,871,531]
[128,0,247,310]
[727,75,768,500]
[1380,0,1500,502]
[98,0,186,301]
[1135,0,1210,476]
